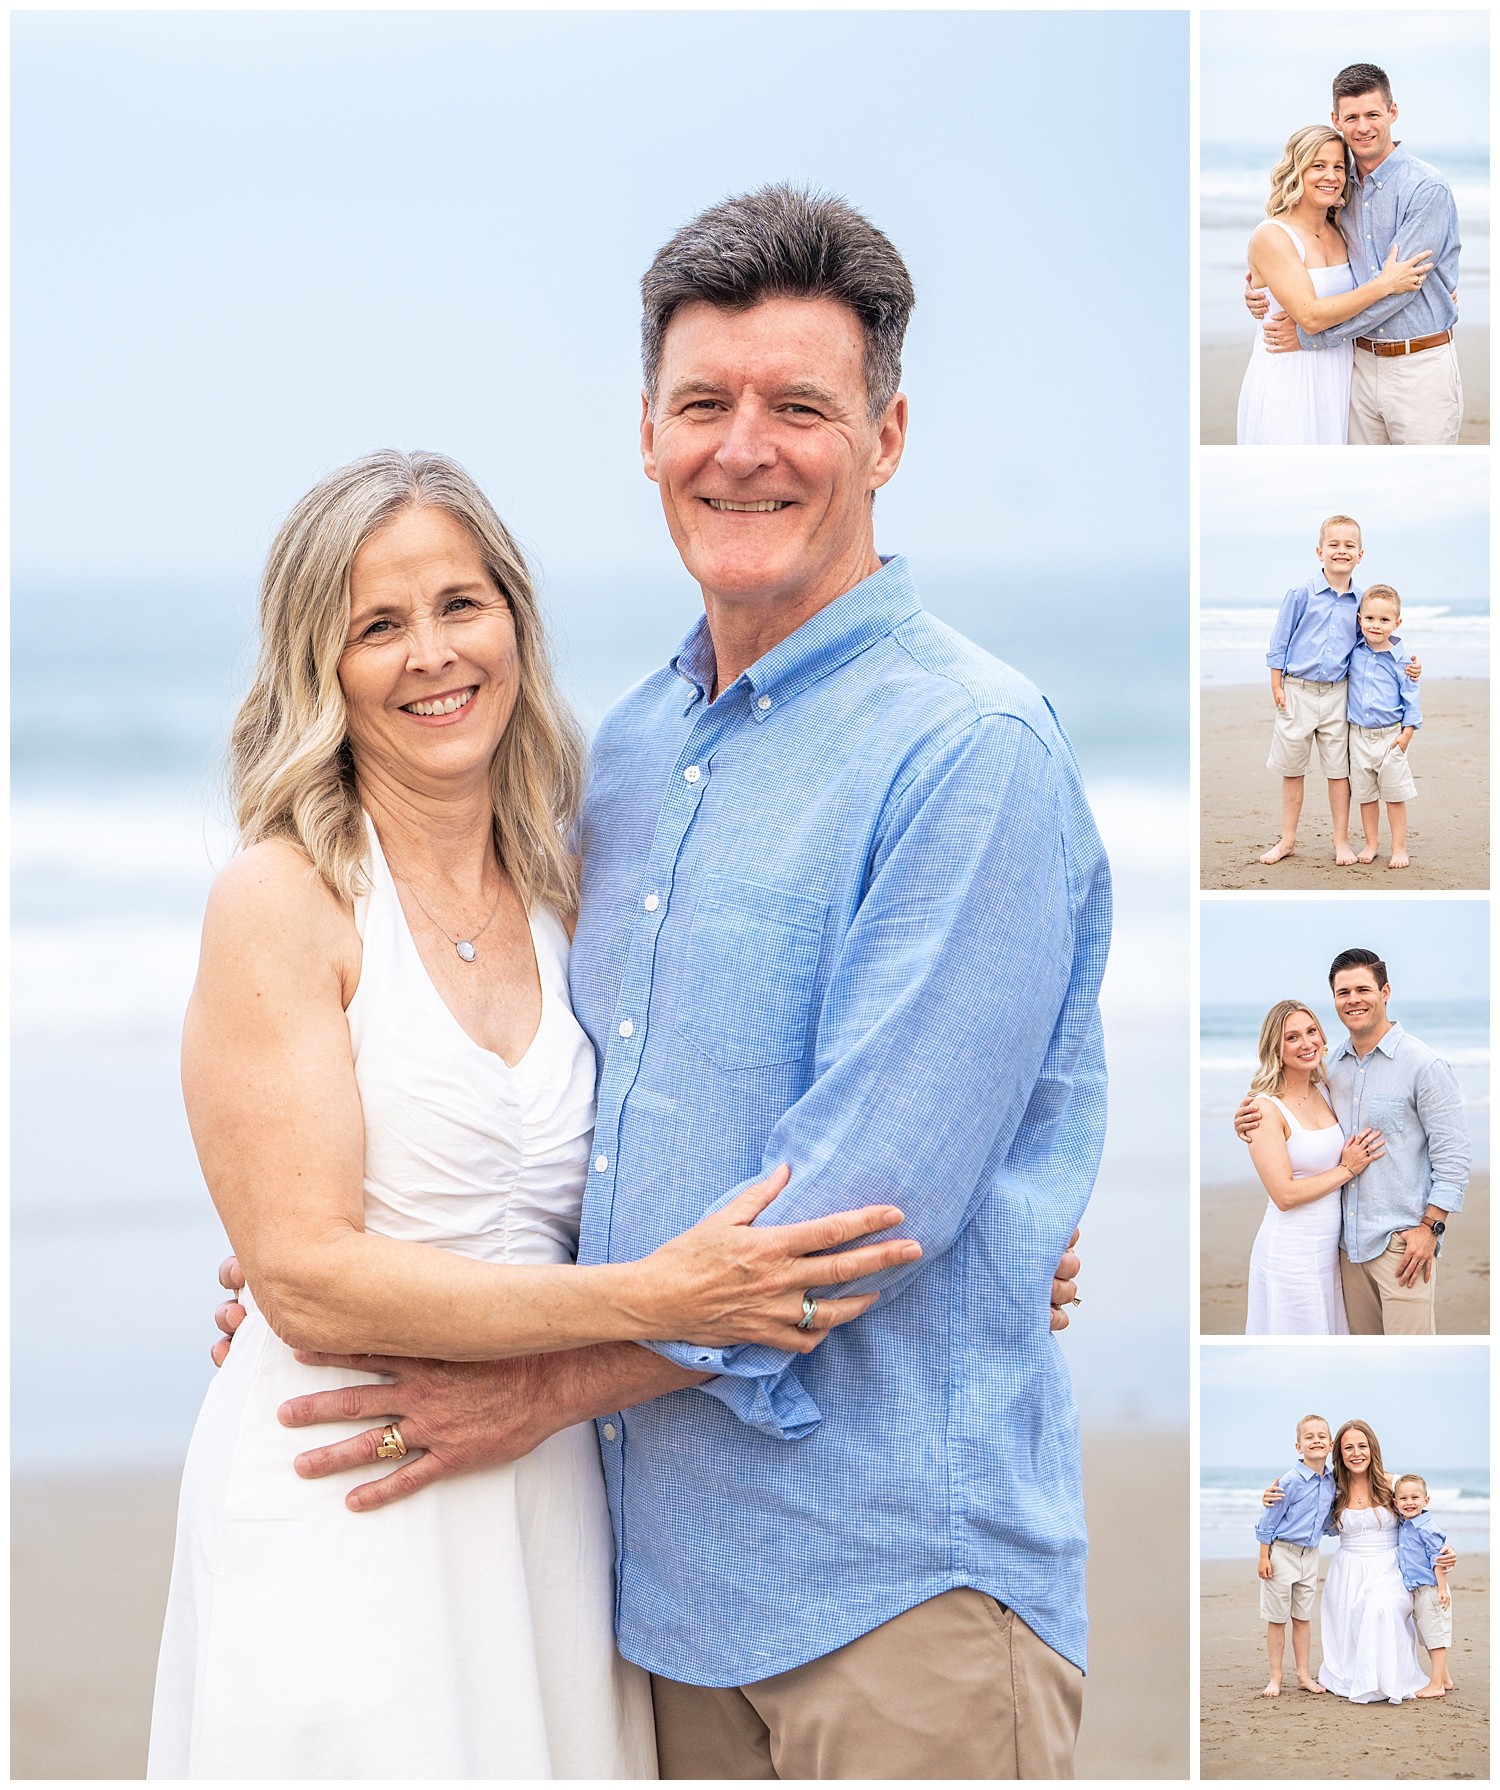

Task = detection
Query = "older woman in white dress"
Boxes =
[1237,126,1432,444]
[1244,1000,1382,1335]
[147,451,926,1779]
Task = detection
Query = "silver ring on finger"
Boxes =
[797,1293,818,1331]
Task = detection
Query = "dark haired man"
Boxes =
[217,186,1106,1776]
[1234,948,1469,1334]
[1247,61,1463,445]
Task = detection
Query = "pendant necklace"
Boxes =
[397,870,503,963]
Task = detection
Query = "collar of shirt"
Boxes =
[1330,1020,1405,1066]
[669,554,924,718]
[1313,572,1361,604]
[1290,1461,1324,1483]
[1358,141,1408,191]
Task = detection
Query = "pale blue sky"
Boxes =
[1201,10,1489,151]
[1202,1343,1488,1468]
[1201,900,1489,1007]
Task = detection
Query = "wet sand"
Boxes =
[1200,680,1489,891]
[12,1430,1190,1779]
[1200,1174,1489,1336]
[1201,1556,1489,1779]
[1200,331,1489,446]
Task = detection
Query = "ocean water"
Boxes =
[1201,143,1490,346]
[1202,1464,1490,1560]
[1201,596,1490,687]
[1200,999,1490,1188]
[12,570,1189,1471]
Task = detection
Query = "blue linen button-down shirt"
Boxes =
[1325,1023,1469,1262]
[1299,144,1461,350]
[1254,1461,1337,1547]
[569,555,1111,1685]
[1266,575,1363,682]
[1346,637,1422,730]
[1397,1512,1448,1590]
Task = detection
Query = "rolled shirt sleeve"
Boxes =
[1254,1475,1294,1545]
[1418,1059,1470,1213]
[1267,589,1306,671]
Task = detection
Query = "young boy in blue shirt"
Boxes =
[1348,586,1422,870]
[1254,1414,1336,1697]
[1395,1474,1453,1697]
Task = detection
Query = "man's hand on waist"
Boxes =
[1395,1219,1440,1287]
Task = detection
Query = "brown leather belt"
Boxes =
[1354,328,1454,356]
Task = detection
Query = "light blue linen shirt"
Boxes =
[1346,637,1422,730]
[1396,1512,1448,1590]
[1266,575,1362,682]
[1299,144,1461,350]
[1254,1461,1336,1547]
[570,554,1111,1685]
[1325,1023,1470,1262]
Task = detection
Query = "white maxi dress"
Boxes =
[1236,220,1356,444]
[1317,1508,1429,1704]
[1244,1092,1350,1336]
[147,827,658,1780]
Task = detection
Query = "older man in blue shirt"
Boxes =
[1250,61,1464,444]
[225,186,1106,1777]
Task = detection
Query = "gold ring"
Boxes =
[1070,1296,1082,1307]
[375,1422,407,1460]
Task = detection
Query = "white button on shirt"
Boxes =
[594,1154,608,1173]
[683,766,700,784]
[644,893,659,912]
[603,1424,617,1442]
[619,1020,634,1038]
[756,695,771,711]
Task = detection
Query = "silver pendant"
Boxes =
[456,940,477,962]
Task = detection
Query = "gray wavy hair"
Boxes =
[640,183,916,422]
[229,450,585,912]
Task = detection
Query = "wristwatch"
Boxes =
[1422,1218,1446,1237]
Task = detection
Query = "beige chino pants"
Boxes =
[651,1588,1083,1780]
[1340,1235,1437,1335]
[1348,341,1463,445]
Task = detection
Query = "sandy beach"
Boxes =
[1200,1555,1489,1779]
[1200,679,1489,891]
[1200,332,1490,446]
[1201,1173,1489,1336]
[11,1429,1189,1780]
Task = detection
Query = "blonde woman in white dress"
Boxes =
[1244,1000,1382,1336]
[1237,126,1433,444]
[147,451,923,1780]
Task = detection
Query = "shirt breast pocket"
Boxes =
[676,877,829,1070]
[1367,1096,1409,1137]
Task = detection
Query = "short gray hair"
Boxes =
[641,183,915,422]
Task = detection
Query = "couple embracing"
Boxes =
[1237,948,1469,1336]
[146,186,1109,1781]
[1237,61,1463,445]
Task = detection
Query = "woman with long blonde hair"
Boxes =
[147,452,922,1779]
[1243,999,1381,1335]
[1237,126,1433,443]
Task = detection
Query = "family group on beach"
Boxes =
[1237,61,1464,446]
[1234,947,1469,1336]
[1258,511,1423,872]
[144,186,1106,1781]
[1255,1416,1458,1704]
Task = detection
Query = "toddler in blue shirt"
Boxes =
[1348,586,1422,871]
[1394,1474,1453,1697]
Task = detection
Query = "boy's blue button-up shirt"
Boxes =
[1347,636,1422,730]
[1397,1512,1448,1590]
[1300,145,1462,351]
[1254,1461,1337,1546]
[1266,576,1362,682]
[570,555,1111,1685]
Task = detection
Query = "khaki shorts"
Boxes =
[1267,678,1349,779]
[1349,724,1418,804]
[1260,1539,1320,1623]
[1412,1583,1452,1650]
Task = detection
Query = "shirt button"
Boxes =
[603,1423,617,1442]
[594,1154,608,1172]
[683,766,701,784]
[757,694,771,711]
[618,1020,634,1038]
[644,893,659,912]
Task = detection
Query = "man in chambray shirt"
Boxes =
[1237,948,1469,1335]
[1249,61,1464,443]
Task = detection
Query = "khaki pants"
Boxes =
[1340,1235,1437,1335]
[651,1588,1083,1780]
[1349,341,1463,445]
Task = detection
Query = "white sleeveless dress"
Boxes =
[1245,1092,1350,1337]
[147,825,658,1779]
[1236,219,1356,444]
[1318,1508,1428,1704]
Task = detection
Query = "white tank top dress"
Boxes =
[1245,1090,1351,1336]
[1236,218,1356,445]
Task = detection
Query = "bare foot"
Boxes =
[1335,843,1358,866]
[1444,1678,1457,1692]
[1261,1679,1283,1698]
[1356,845,1379,863]
[1387,852,1410,869]
[1296,1675,1327,1694]
[1416,1683,1446,1698]
[1260,839,1297,865]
